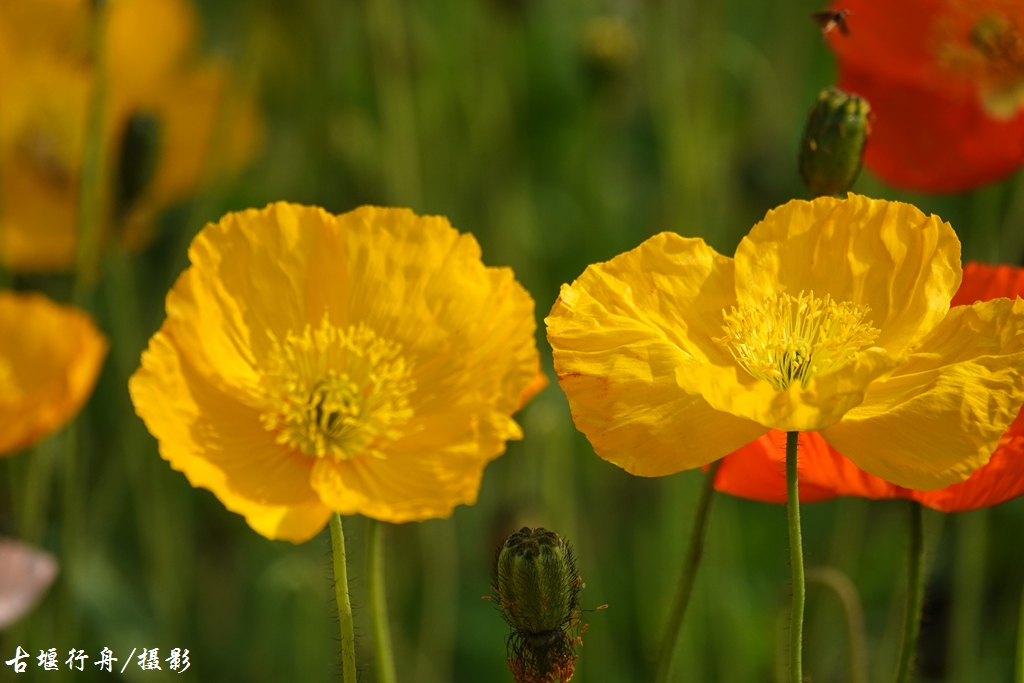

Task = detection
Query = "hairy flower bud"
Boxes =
[493,527,583,683]
[799,87,871,197]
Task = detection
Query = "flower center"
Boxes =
[717,291,879,391]
[938,11,1024,118]
[972,13,1024,117]
[259,318,415,460]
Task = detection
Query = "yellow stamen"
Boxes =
[717,291,879,391]
[259,317,415,460]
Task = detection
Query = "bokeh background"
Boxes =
[3,0,1024,681]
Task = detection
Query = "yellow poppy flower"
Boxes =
[0,0,260,272]
[129,203,544,543]
[546,194,1024,490]
[0,292,108,455]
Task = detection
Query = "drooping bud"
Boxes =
[798,87,871,197]
[115,111,161,221]
[493,527,583,683]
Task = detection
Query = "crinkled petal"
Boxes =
[735,195,962,358]
[953,261,1024,306]
[319,207,541,420]
[677,345,897,432]
[911,409,1024,512]
[315,205,541,460]
[309,413,492,523]
[822,298,1024,490]
[547,233,768,473]
[716,431,904,504]
[165,203,333,401]
[130,329,329,542]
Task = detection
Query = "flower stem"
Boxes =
[786,430,805,683]
[895,501,925,683]
[73,3,111,309]
[330,514,357,683]
[950,509,988,683]
[368,519,397,683]
[806,566,867,683]
[654,459,722,683]
[1016,576,1024,683]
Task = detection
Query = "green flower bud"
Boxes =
[493,527,583,683]
[799,87,871,198]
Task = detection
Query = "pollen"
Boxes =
[259,317,416,460]
[717,291,879,392]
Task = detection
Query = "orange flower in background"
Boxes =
[716,261,1024,513]
[0,0,260,272]
[0,291,107,456]
[827,0,1024,193]
[130,203,545,543]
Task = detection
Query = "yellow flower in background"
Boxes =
[0,292,107,455]
[0,0,260,272]
[547,194,1024,490]
[129,203,545,543]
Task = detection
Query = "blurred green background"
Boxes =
[3,0,1024,681]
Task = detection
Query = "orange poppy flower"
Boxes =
[716,261,1024,512]
[826,0,1024,193]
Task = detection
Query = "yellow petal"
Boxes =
[735,194,961,358]
[299,207,540,519]
[165,203,333,399]
[117,65,263,252]
[310,441,487,524]
[107,0,196,88]
[821,298,1024,490]
[547,233,769,474]
[0,292,107,455]
[130,329,329,542]
[0,53,89,272]
[317,206,539,442]
[676,345,898,432]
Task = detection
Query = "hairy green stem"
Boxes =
[369,519,397,683]
[787,430,805,683]
[806,566,867,683]
[330,514,358,683]
[895,502,925,683]
[654,459,722,683]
